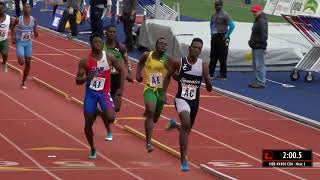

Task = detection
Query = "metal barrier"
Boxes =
[283,15,320,82]
[138,0,178,20]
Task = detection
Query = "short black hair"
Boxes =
[215,0,223,4]
[155,37,166,45]
[191,38,203,46]
[90,33,103,44]
[0,2,5,7]
[105,25,116,30]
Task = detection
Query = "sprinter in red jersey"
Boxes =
[76,33,125,160]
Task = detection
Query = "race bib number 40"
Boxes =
[149,73,163,88]
[181,85,197,100]
[89,77,106,91]
[21,32,32,41]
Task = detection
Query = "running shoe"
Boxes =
[88,149,96,160]
[181,160,189,172]
[146,143,154,153]
[21,83,27,89]
[105,132,113,141]
[165,119,177,131]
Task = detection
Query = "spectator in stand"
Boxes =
[121,0,137,51]
[58,0,81,37]
[90,0,110,36]
[14,0,27,17]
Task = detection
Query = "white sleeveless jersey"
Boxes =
[0,15,10,41]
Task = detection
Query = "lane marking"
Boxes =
[0,131,61,179]
[26,147,86,151]
[32,76,69,98]
[170,146,227,149]
[200,95,222,98]
[200,164,238,180]
[0,118,39,121]
[33,39,81,61]
[0,90,144,180]
[7,59,36,62]
[116,117,144,120]
[63,48,90,51]
[33,53,64,56]
[6,63,22,74]
[0,167,34,171]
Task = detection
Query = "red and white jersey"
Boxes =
[86,51,112,93]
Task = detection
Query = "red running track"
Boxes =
[1,29,320,179]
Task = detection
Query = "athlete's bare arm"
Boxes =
[119,44,133,82]
[33,18,39,38]
[136,52,149,82]
[162,57,180,103]
[108,52,125,96]
[10,18,19,44]
[9,17,15,30]
[76,58,88,85]
[202,62,212,92]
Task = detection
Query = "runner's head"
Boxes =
[155,37,167,54]
[23,3,31,15]
[189,38,203,59]
[214,0,223,11]
[0,2,5,16]
[105,25,117,40]
[90,33,103,52]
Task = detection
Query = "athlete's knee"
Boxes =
[103,110,115,123]
[152,113,161,123]
[25,59,31,66]
[84,125,93,136]
[145,104,156,117]
[145,109,154,119]
[17,58,24,65]
[181,121,192,134]
[115,106,120,112]
[109,117,116,123]
[107,113,116,123]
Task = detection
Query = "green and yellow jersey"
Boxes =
[144,51,169,91]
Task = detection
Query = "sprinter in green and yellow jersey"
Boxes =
[136,37,174,153]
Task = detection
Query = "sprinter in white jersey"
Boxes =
[0,2,14,72]
[162,38,212,172]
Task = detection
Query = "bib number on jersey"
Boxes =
[181,85,196,100]
[21,32,32,41]
[89,77,106,91]
[149,73,163,88]
[0,30,6,38]
[0,30,7,41]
